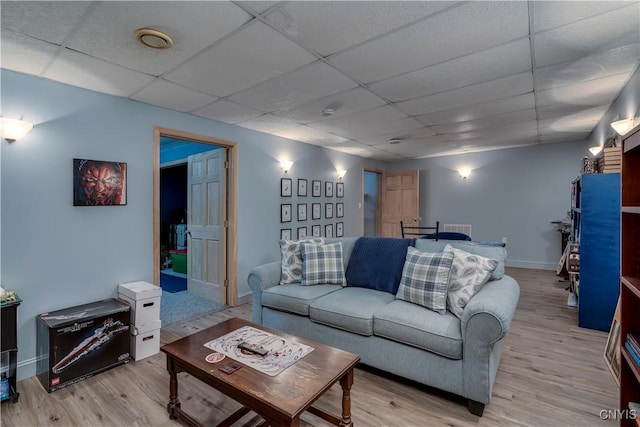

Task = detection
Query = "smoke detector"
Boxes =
[136,28,173,49]
[322,108,335,117]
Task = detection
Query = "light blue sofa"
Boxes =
[247,237,520,416]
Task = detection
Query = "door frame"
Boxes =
[363,167,383,236]
[153,126,239,306]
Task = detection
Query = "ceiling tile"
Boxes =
[329,1,529,83]
[539,132,591,143]
[0,29,59,76]
[415,93,536,125]
[237,1,282,14]
[326,141,396,159]
[131,80,218,112]
[236,114,301,133]
[536,73,631,107]
[533,1,636,32]
[370,37,532,102]
[264,1,453,56]
[356,127,443,145]
[446,121,539,143]
[229,62,358,112]
[397,72,533,116]
[538,106,609,133]
[165,21,316,97]
[274,125,349,146]
[192,99,262,124]
[1,1,90,44]
[430,109,537,135]
[66,2,251,76]
[44,49,155,97]
[277,87,386,123]
[534,4,640,67]
[535,44,639,90]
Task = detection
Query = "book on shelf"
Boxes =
[624,341,640,367]
[628,333,640,355]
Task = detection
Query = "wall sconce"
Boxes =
[589,146,603,156]
[0,117,34,142]
[611,118,637,136]
[336,169,347,179]
[280,160,293,173]
[458,168,471,179]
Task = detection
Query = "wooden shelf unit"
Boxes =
[619,124,640,427]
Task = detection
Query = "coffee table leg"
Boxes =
[339,368,354,427]
[167,357,181,419]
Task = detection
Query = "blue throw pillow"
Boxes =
[345,237,416,294]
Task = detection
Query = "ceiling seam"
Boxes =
[527,0,541,143]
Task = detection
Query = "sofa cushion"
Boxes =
[262,283,343,316]
[374,300,462,359]
[415,239,507,280]
[309,287,395,336]
[279,238,324,284]
[301,242,346,286]
[396,247,454,314]
[444,244,498,319]
[345,237,416,294]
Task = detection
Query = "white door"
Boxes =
[381,170,420,237]
[187,149,226,304]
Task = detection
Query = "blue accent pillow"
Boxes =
[345,237,416,294]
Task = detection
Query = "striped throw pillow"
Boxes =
[300,242,346,286]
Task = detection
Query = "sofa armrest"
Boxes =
[247,261,281,324]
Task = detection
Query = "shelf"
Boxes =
[623,206,640,214]
[623,346,640,385]
[622,277,640,300]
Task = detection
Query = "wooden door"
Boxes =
[381,170,419,237]
[187,149,226,304]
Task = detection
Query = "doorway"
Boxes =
[363,168,382,236]
[153,127,239,308]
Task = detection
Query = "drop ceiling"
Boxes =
[2,1,638,161]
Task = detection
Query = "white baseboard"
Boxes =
[237,292,252,306]
[17,356,38,382]
[505,259,557,271]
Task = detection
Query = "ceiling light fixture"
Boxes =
[322,108,335,117]
[610,118,637,135]
[0,118,34,142]
[135,28,173,49]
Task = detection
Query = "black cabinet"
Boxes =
[1,298,21,403]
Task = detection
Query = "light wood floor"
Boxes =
[2,268,618,426]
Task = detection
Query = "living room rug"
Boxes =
[160,290,226,326]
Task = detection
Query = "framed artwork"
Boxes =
[312,180,322,197]
[280,229,292,240]
[336,202,344,218]
[297,179,308,197]
[297,226,307,240]
[325,224,333,238]
[281,204,292,223]
[604,297,621,386]
[297,203,307,221]
[336,222,344,237]
[325,203,333,219]
[325,181,334,197]
[281,178,292,197]
[73,159,127,206]
[312,225,321,237]
[336,182,344,198]
[312,203,321,220]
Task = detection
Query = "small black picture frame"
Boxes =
[297,226,307,240]
[298,179,308,197]
[325,203,333,219]
[312,203,321,220]
[336,202,344,218]
[297,203,307,221]
[280,229,292,240]
[336,182,344,198]
[325,181,334,197]
[336,222,344,237]
[312,180,322,197]
[281,178,292,197]
[281,204,292,223]
[325,223,333,238]
[312,224,321,237]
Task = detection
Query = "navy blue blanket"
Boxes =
[345,237,415,294]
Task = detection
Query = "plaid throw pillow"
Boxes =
[300,242,346,286]
[279,238,325,284]
[396,247,454,314]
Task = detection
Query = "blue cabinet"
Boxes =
[578,173,620,331]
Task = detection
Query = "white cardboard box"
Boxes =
[118,281,161,325]
[130,320,161,361]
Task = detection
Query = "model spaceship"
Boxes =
[52,318,129,374]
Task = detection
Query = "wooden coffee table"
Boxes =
[160,317,360,427]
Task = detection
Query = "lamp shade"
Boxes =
[610,118,636,136]
[0,118,33,141]
[589,146,603,156]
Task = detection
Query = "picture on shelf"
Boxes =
[297,203,307,221]
[312,225,321,237]
[325,181,333,197]
[312,203,321,220]
[297,179,307,197]
[281,204,292,223]
[604,297,621,386]
[312,180,321,197]
[280,229,292,240]
[281,178,292,197]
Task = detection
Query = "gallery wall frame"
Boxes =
[325,223,333,238]
[281,178,292,197]
[281,229,292,240]
[336,222,344,237]
[312,180,322,197]
[312,225,321,237]
[73,158,127,206]
[336,182,344,198]
[281,204,292,223]
[325,203,333,219]
[325,181,333,197]
[297,226,307,240]
[297,179,307,197]
[297,203,307,221]
[336,202,344,218]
